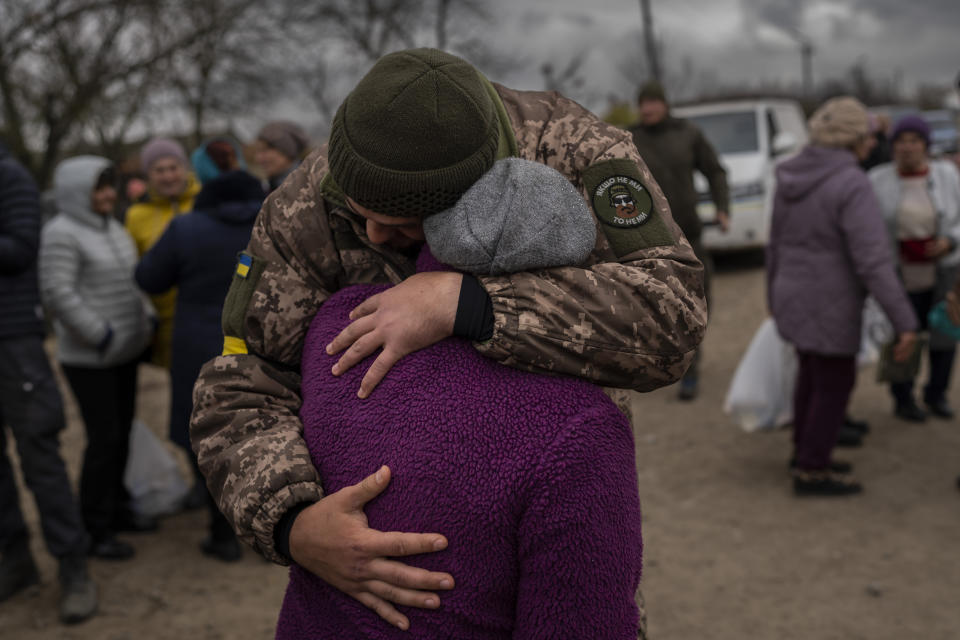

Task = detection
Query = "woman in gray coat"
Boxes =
[767,97,918,496]
[39,156,154,559]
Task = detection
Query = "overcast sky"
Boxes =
[473,0,960,112]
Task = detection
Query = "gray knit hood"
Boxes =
[423,158,596,275]
[53,155,112,228]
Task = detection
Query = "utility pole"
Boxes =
[800,39,813,99]
[784,27,814,99]
[639,0,662,82]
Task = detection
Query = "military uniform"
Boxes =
[630,115,728,390]
[191,83,706,564]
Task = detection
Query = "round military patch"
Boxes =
[591,176,653,228]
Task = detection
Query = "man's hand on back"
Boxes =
[326,270,462,398]
[289,466,454,631]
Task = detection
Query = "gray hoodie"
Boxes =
[767,145,917,355]
[39,156,153,367]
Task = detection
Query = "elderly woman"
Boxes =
[276,159,644,638]
[767,97,918,496]
[124,138,201,368]
[869,115,960,422]
[254,121,310,192]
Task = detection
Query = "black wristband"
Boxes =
[274,501,314,562]
[453,274,494,341]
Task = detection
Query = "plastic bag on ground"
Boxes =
[124,419,189,518]
[724,318,797,432]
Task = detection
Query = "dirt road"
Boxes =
[3,253,959,639]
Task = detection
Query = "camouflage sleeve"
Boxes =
[476,99,707,391]
[191,150,338,564]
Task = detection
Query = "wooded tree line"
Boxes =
[0,0,492,186]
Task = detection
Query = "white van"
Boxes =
[672,99,808,251]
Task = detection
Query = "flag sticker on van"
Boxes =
[582,158,675,257]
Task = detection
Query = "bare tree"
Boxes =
[541,53,587,95]
[0,0,220,185]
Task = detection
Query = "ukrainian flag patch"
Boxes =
[236,253,252,278]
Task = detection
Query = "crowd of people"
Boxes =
[1,44,959,638]
[0,121,310,623]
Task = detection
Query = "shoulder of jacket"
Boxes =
[0,157,34,187]
[931,159,960,181]
[42,214,78,239]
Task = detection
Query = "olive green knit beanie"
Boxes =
[327,48,499,218]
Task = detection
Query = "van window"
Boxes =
[687,111,759,154]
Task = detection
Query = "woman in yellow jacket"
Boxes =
[125,138,200,367]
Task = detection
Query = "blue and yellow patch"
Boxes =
[236,253,252,278]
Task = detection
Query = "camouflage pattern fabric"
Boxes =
[191,83,707,563]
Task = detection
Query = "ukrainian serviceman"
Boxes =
[191,49,705,632]
[629,80,729,401]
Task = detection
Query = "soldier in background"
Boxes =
[191,48,705,634]
[629,80,730,400]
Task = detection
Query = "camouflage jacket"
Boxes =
[191,83,707,562]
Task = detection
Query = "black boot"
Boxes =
[835,425,863,447]
[843,415,870,434]
[924,398,954,419]
[789,458,852,474]
[894,400,927,423]
[793,469,863,496]
[0,537,39,602]
[58,555,97,624]
[88,534,135,560]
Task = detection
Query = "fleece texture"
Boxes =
[277,250,643,639]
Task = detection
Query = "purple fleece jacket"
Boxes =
[276,250,643,639]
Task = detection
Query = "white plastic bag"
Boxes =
[858,296,894,367]
[124,419,189,518]
[724,318,797,432]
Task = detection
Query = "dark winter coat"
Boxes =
[629,115,730,240]
[0,143,45,339]
[135,170,264,448]
[767,145,917,355]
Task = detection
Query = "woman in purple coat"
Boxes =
[276,159,644,639]
[767,97,918,496]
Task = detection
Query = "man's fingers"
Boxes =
[366,557,454,591]
[326,314,376,357]
[353,591,410,631]
[333,330,383,376]
[364,530,449,559]
[349,294,380,321]
[358,349,403,399]
[338,465,391,510]
[365,580,443,610]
